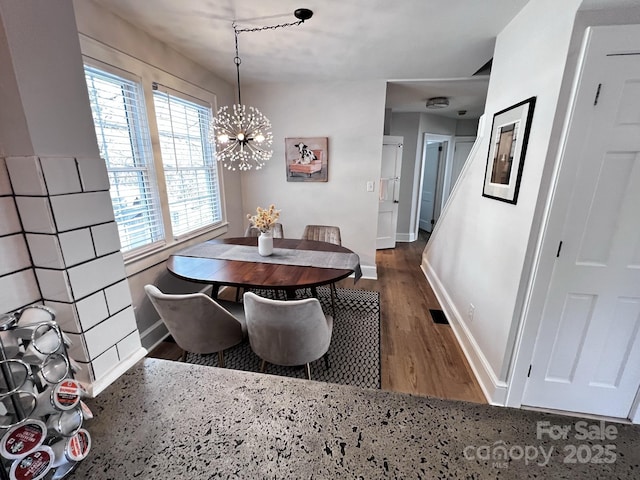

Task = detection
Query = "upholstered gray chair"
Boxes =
[301,224,342,313]
[243,292,333,380]
[302,224,341,245]
[244,222,284,238]
[144,285,246,367]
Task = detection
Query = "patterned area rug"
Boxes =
[185,287,381,389]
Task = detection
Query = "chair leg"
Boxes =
[180,349,187,362]
[323,353,330,370]
[235,287,242,302]
[218,350,225,368]
[260,359,267,372]
[305,363,312,380]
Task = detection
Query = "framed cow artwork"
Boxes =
[285,137,328,182]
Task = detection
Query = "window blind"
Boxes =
[84,66,164,252]
[152,87,222,237]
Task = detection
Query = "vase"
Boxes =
[258,231,273,256]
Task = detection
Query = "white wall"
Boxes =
[422,0,583,402]
[241,81,387,276]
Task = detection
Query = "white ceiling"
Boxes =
[93,0,530,118]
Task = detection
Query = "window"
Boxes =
[152,86,222,237]
[84,65,163,252]
[84,64,223,256]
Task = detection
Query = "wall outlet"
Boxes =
[468,303,475,322]
[366,181,375,192]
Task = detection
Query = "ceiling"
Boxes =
[93,0,530,118]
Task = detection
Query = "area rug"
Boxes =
[185,287,381,389]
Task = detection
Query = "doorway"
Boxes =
[417,134,451,235]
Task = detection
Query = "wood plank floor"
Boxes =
[148,231,486,404]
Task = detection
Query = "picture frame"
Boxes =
[285,137,328,182]
[482,97,536,204]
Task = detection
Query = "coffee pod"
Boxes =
[0,420,47,460]
[50,428,91,468]
[16,305,55,326]
[46,407,82,437]
[0,391,38,429]
[31,380,82,418]
[36,353,70,386]
[20,324,63,363]
[79,401,93,420]
[9,445,54,480]
[0,360,31,397]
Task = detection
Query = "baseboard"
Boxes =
[360,264,377,280]
[396,232,416,243]
[140,319,170,352]
[421,262,507,405]
[80,347,147,397]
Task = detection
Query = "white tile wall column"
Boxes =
[0,0,146,396]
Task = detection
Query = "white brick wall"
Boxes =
[2,155,144,390]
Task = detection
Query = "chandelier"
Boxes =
[212,8,313,171]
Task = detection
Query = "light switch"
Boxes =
[366,181,375,192]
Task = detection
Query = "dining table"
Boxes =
[167,237,362,300]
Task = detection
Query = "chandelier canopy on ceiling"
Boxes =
[211,8,313,171]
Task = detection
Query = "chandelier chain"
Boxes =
[233,19,305,35]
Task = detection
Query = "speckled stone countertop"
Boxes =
[70,359,639,479]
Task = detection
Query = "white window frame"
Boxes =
[81,45,228,273]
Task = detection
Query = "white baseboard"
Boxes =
[80,347,147,397]
[421,262,506,405]
[359,264,377,280]
[396,232,416,243]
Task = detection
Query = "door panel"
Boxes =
[523,42,640,418]
[420,143,439,232]
[377,139,402,249]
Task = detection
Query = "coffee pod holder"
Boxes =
[0,307,91,480]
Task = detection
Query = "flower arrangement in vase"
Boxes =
[247,204,280,256]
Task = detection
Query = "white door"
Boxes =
[376,137,402,249]
[523,28,640,418]
[419,142,441,232]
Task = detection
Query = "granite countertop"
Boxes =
[70,359,639,479]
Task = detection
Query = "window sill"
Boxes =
[124,223,229,277]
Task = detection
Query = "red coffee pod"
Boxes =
[0,420,47,460]
[9,445,54,480]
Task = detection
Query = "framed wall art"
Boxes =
[285,137,328,182]
[482,97,536,204]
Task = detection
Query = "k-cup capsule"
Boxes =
[0,391,38,429]
[0,360,31,397]
[20,324,63,363]
[32,380,82,417]
[9,445,54,480]
[16,305,55,326]
[0,419,47,460]
[79,401,93,420]
[35,353,70,386]
[50,428,91,468]
[46,407,82,437]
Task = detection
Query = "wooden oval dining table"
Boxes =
[166,237,359,300]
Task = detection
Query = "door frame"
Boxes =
[413,133,452,240]
[505,24,640,423]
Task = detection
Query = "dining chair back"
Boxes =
[301,224,342,314]
[245,223,284,238]
[302,225,341,245]
[243,292,333,380]
[144,285,246,365]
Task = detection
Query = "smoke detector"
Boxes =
[426,97,449,109]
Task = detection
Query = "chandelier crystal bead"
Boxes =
[211,104,273,171]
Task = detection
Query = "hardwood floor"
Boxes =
[148,230,486,404]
